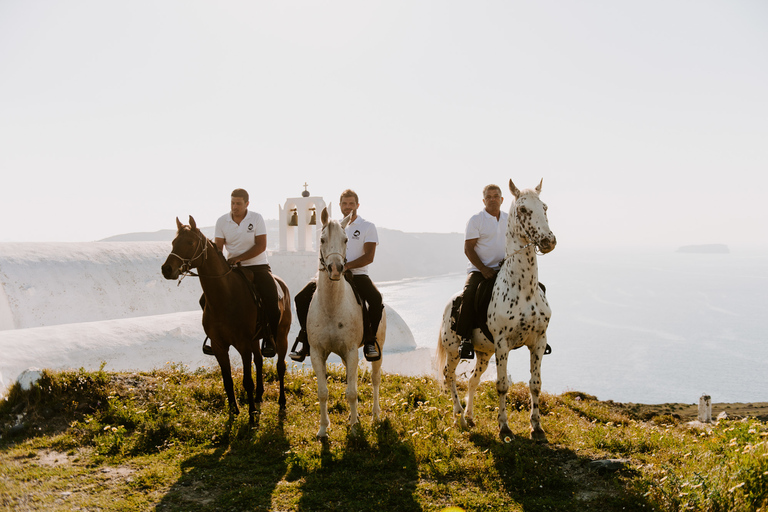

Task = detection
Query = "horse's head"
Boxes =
[509,179,557,254]
[161,216,208,280]
[318,207,348,281]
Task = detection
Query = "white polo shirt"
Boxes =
[465,209,508,273]
[345,216,378,275]
[214,210,268,266]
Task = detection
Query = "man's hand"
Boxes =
[480,266,496,280]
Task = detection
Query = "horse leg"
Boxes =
[529,336,548,443]
[310,352,331,440]
[495,348,513,442]
[441,334,467,428]
[276,354,287,411]
[464,349,492,428]
[215,351,239,416]
[254,351,264,405]
[343,348,360,431]
[370,316,385,421]
[240,351,257,422]
[370,357,382,421]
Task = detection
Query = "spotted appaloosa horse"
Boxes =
[436,179,556,442]
[161,216,292,422]
[307,208,386,440]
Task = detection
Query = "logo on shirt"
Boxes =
[248,223,254,232]
[352,229,361,240]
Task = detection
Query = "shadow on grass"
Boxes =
[467,431,653,512]
[286,417,421,512]
[155,409,291,511]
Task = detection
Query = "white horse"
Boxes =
[307,207,387,440]
[436,179,556,443]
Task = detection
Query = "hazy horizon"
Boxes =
[2,1,766,248]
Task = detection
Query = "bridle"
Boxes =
[168,230,234,285]
[319,250,346,275]
[510,202,550,257]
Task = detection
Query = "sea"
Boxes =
[378,247,768,405]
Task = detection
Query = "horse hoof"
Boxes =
[316,433,329,442]
[531,429,548,444]
[349,422,363,437]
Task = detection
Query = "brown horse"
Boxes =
[161,216,292,421]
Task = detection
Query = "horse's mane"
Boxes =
[178,224,228,264]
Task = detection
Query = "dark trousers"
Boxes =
[456,271,485,339]
[199,264,280,340]
[295,273,383,341]
[246,265,281,339]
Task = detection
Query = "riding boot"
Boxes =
[261,327,277,358]
[363,332,381,362]
[459,338,475,360]
[289,330,310,362]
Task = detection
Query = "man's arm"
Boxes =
[465,238,495,279]
[344,242,376,272]
[225,234,267,265]
[214,237,225,253]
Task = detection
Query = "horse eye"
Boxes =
[519,206,529,214]
[320,238,326,244]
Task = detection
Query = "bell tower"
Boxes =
[278,183,328,253]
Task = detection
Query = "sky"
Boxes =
[1,1,767,248]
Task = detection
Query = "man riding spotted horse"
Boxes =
[455,183,550,359]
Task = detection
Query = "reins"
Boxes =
[170,231,235,285]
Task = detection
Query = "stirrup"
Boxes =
[459,339,475,360]
[289,342,309,362]
[202,337,214,356]
[261,337,276,358]
[363,340,381,362]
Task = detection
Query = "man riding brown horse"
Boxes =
[202,188,280,358]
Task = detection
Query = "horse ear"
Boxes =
[535,178,543,194]
[189,216,197,231]
[509,179,522,198]
[340,213,352,229]
[176,217,183,231]
[321,207,329,227]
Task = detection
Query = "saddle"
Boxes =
[450,277,549,353]
[199,267,283,341]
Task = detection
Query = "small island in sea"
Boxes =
[676,244,729,254]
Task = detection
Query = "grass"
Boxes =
[0,362,766,511]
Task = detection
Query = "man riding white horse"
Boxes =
[290,189,383,362]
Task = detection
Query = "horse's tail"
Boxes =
[435,333,447,387]
[435,299,452,388]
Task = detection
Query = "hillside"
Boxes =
[1,367,767,511]
[99,222,468,282]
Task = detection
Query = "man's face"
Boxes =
[339,196,359,217]
[483,189,503,212]
[231,196,248,217]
